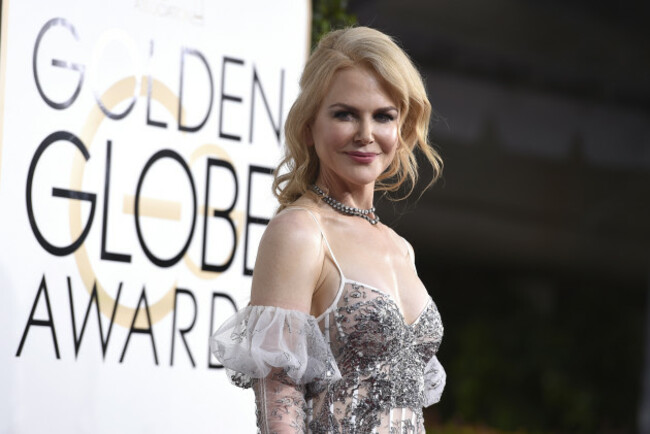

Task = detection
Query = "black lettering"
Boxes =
[146,40,167,128]
[92,35,138,120]
[119,287,158,365]
[26,131,96,256]
[219,57,244,141]
[249,66,284,144]
[170,288,197,367]
[16,275,60,359]
[201,158,238,272]
[101,140,131,262]
[178,47,214,132]
[244,165,273,276]
[134,149,197,267]
[67,277,122,359]
[33,18,84,109]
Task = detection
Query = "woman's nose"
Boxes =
[354,119,374,145]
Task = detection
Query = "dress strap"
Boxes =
[282,207,344,277]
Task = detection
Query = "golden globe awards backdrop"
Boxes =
[0,0,309,432]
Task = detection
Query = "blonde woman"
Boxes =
[211,26,446,433]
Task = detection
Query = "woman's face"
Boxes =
[308,66,399,190]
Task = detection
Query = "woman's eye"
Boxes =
[375,113,395,123]
[333,111,352,120]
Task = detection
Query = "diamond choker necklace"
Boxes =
[311,184,380,225]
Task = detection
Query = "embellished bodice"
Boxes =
[307,280,444,433]
[210,208,445,433]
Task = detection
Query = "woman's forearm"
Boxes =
[252,368,308,434]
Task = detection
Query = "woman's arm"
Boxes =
[248,209,325,433]
[253,369,307,433]
[250,208,324,311]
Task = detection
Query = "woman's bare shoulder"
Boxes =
[250,206,325,311]
[265,206,323,248]
[382,224,413,257]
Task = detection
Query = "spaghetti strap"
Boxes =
[282,207,344,276]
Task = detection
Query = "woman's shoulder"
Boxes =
[382,224,414,260]
[269,203,323,243]
[251,201,325,309]
[256,199,327,267]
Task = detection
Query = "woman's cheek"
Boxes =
[330,126,353,147]
[380,126,399,151]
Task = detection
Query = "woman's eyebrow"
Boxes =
[328,103,357,111]
[328,102,398,112]
[375,106,398,113]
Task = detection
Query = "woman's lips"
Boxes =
[345,151,377,164]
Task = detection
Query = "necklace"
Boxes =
[311,184,380,225]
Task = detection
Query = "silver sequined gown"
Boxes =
[211,211,445,434]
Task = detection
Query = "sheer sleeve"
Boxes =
[252,369,307,433]
[423,355,446,407]
[210,305,341,432]
[210,305,341,387]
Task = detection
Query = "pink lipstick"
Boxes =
[346,151,377,164]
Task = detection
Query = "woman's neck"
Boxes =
[314,176,375,210]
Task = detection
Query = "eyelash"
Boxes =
[333,110,352,120]
[375,113,395,122]
[332,111,395,122]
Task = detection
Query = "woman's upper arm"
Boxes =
[249,210,323,314]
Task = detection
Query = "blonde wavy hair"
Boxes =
[273,26,442,210]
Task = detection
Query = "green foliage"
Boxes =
[426,268,644,433]
[427,423,530,434]
[311,0,357,48]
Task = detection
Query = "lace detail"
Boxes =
[210,282,445,433]
[210,209,445,433]
[254,369,308,434]
[423,354,446,407]
[306,281,444,433]
[210,305,342,388]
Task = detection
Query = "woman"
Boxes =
[211,26,445,433]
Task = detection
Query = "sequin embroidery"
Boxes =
[304,280,443,433]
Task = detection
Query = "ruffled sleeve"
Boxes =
[423,355,446,407]
[210,305,342,388]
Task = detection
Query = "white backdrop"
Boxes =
[0,1,309,432]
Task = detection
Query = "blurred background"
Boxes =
[314,0,650,432]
